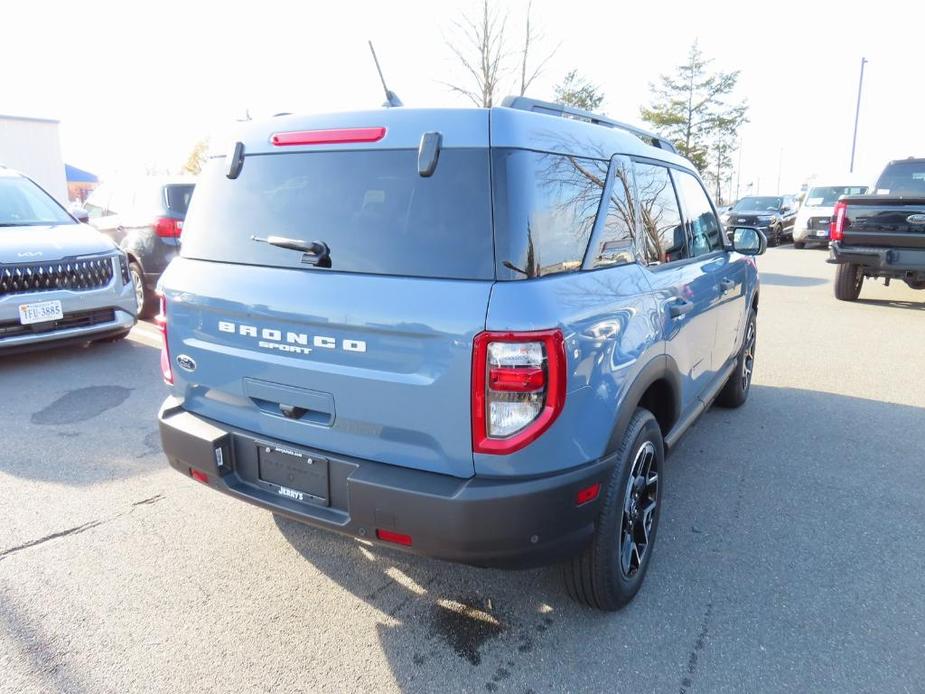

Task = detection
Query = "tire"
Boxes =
[793,241,805,250]
[563,408,663,611]
[834,263,863,301]
[716,308,757,409]
[129,262,156,319]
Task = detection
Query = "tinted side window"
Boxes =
[676,171,723,256]
[634,163,686,264]
[589,157,638,268]
[492,149,607,278]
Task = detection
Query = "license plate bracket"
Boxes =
[257,444,329,506]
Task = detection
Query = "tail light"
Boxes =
[472,329,566,455]
[156,294,173,384]
[830,200,848,241]
[155,216,183,238]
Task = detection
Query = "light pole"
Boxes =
[849,57,868,173]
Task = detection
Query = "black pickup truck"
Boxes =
[829,158,925,301]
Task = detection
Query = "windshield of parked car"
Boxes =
[804,186,868,206]
[732,196,782,212]
[875,161,925,196]
[0,176,75,227]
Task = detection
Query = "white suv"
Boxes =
[793,182,868,248]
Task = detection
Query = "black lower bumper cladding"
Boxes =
[158,399,613,568]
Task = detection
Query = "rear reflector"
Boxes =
[190,469,209,484]
[271,127,386,147]
[376,529,413,546]
[576,482,602,506]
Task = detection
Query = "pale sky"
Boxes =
[5,0,923,197]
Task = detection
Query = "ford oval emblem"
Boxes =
[176,354,197,372]
[906,214,925,225]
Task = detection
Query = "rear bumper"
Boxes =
[158,398,612,568]
[828,242,925,280]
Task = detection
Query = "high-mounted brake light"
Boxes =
[472,329,566,455]
[271,127,386,147]
[156,294,173,384]
[830,200,848,241]
[155,216,183,238]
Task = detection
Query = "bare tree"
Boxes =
[181,138,210,176]
[444,0,508,107]
[444,0,557,107]
[518,1,558,96]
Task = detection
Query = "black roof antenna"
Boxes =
[368,41,403,108]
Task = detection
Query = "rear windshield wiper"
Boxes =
[250,235,331,267]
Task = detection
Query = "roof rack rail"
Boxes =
[500,96,678,154]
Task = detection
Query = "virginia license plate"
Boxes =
[18,300,64,325]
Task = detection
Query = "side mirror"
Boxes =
[731,227,766,256]
[72,208,90,224]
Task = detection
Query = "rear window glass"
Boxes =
[165,184,195,214]
[804,186,867,206]
[180,150,494,280]
[492,149,606,278]
[875,162,925,196]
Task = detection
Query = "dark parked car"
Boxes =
[723,195,797,246]
[85,177,195,317]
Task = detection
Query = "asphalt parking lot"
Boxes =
[1,246,923,693]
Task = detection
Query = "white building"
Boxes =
[0,114,68,203]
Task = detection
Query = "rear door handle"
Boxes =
[720,278,736,293]
[668,299,694,318]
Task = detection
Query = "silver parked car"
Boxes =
[0,167,137,353]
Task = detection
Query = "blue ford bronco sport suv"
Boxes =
[157,97,765,610]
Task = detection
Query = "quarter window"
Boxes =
[634,163,686,264]
[675,171,723,256]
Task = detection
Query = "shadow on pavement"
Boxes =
[270,384,925,691]
[856,297,925,311]
[0,339,165,485]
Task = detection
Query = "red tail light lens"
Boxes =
[156,294,173,384]
[155,216,183,238]
[472,329,566,455]
[830,200,848,241]
[190,469,209,484]
[271,127,386,147]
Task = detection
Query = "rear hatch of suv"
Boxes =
[160,111,493,478]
